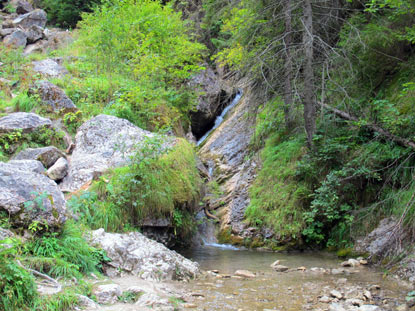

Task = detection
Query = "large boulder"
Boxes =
[31,81,77,113]
[7,159,45,174]
[90,229,200,280]
[13,146,65,168]
[12,9,47,29]
[0,112,52,134]
[0,161,66,227]
[32,58,68,77]
[60,114,171,192]
[189,67,231,139]
[9,0,33,14]
[25,24,43,43]
[3,29,27,47]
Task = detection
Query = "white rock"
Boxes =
[92,284,122,304]
[358,305,381,311]
[47,157,68,181]
[234,270,255,278]
[330,290,343,299]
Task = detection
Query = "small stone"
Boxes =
[270,260,280,267]
[363,290,372,300]
[297,266,307,271]
[329,302,347,311]
[92,284,122,304]
[346,298,363,306]
[47,157,68,181]
[319,295,332,303]
[76,295,98,309]
[190,293,204,298]
[360,259,368,265]
[272,265,289,272]
[330,290,343,299]
[184,303,197,308]
[336,278,348,285]
[234,270,255,278]
[396,304,408,311]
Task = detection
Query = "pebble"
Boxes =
[330,290,343,299]
[235,270,256,278]
[319,295,332,303]
[184,303,197,308]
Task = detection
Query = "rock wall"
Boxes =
[198,86,260,239]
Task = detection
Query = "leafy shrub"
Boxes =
[23,221,108,279]
[0,239,38,311]
[73,0,206,130]
[41,0,101,28]
[68,138,201,237]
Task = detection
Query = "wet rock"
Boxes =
[320,295,332,303]
[60,114,171,192]
[310,267,327,273]
[0,112,52,134]
[90,229,199,281]
[7,159,45,174]
[24,24,43,43]
[358,305,381,311]
[47,157,68,181]
[3,29,27,47]
[330,290,343,299]
[31,80,77,113]
[32,58,68,78]
[13,9,47,29]
[332,268,347,275]
[329,303,347,311]
[189,67,230,139]
[13,146,65,168]
[341,259,360,267]
[272,265,289,272]
[0,161,66,228]
[92,284,122,304]
[360,259,368,265]
[363,290,372,300]
[234,270,255,278]
[76,294,99,309]
[355,218,398,257]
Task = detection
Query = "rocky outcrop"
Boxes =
[12,9,47,29]
[92,284,122,304]
[0,161,66,228]
[90,229,200,281]
[60,114,170,192]
[3,29,26,47]
[13,146,65,168]
[198,88,259,238]
[0,112,52,134]
[32,58,68,77]
[189,67,231,139]
[7,159,45,174]
[31,80,77,113]
[9,0,33,14]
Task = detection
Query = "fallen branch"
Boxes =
[318,102,415,149]
[16,260,62,292]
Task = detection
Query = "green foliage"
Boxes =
[41,0,101,28]
[245,135,308,242]
[0,238,38,311]
[12,92,39,112]
[70,0,206,131]
[68,138,201,238]
[62,110,84,134]
[23,221,108,279]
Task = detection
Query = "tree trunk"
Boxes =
[283,0,294,129]
[303,0,316,149]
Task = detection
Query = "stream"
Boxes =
[175,246,410,311]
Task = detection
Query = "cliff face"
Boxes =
[198,86,260,240]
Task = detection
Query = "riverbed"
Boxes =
[175,246,410,311]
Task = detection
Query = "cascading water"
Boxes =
[197,90,243,146]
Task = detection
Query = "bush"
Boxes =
[41,0,101,28]
[73,0,205,130]
[0,239,38,311]
[68,138,201,237]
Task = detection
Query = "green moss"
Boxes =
[245,135,308,242]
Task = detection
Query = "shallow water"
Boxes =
[178,245,409,311]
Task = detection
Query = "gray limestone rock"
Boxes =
[90,229,200,281]
[0,112,52,134]
[25,24,43,43]
[13,9,47,29]
[0,161,66,228]
[60,114,172,192]
[32,58,68,77]
[47,157,68,181]
[32,80,77,113]
[13,146,65,168]
[3,29,27,47]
